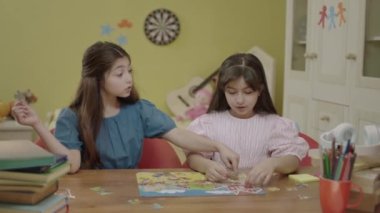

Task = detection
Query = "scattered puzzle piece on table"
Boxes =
[90,186,112,195]
[266,187,280,192]
[296,183,308,188]
[152,203,163,209]
[90,186,102,192]
[286,183,308,191]
[56,188,76,199]
[298,194,312,200]
[99,191,112,196]
[128,198,141,205]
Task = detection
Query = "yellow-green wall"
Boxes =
[0,0,285,122]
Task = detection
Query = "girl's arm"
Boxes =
[162,127,239,171]
[12,101,81,173]
[270,155,300,174]
[33,122,81,173]
[187,153,229,182]
[245,155,299,187]
[244,117,308,186]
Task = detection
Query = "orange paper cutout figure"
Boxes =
[118,19,133,28]
[337,2,346,26]
[318,5,327,28]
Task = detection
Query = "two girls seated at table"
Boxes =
[12,42,307,187]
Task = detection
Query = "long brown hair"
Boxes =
[69,41,139,168]
[208,53,277,115]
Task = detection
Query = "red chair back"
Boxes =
[299,132,319,167]
[138,138,184,169]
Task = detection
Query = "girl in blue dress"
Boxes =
[12,41,239,173]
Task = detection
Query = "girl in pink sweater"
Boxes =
[187,53,308,187]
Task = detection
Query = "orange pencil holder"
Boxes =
[319,177,363,213]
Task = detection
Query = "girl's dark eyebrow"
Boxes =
[225,85,252,90]
[114,65,126,69]
[111,65,129,72]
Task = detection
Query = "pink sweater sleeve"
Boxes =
[267,117,309,160]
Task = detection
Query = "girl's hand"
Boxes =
[217,144,239,173]
[245,159,276,187]
[204,161,228,182]
[11,101,41,127]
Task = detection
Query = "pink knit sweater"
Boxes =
[187,111,309,169]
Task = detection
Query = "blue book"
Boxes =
[0,194,68,213]
[0,140,55,171]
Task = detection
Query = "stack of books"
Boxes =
[0,140,70,212]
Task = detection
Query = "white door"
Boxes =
[308,0,354,106]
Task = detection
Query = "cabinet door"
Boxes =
[355,0,380,89]
[311,100,348,140]
[284,0,308,75]
[351,109,380,145]
[311,101,348,133]
[283,0,311,132]
[308,0,356,106]
[350,0,380,140]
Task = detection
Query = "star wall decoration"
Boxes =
[99,18,133,46]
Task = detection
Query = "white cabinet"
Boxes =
[283,0,311,135]
[284,0,380,144]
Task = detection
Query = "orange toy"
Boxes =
[0,101,11,119]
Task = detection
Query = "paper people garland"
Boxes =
[318,2,346,30]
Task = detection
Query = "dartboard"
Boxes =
[144,8,180,46]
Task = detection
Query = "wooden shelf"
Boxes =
[366,36,380,42]
[0,120,33,141]
[297,40,306,45]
